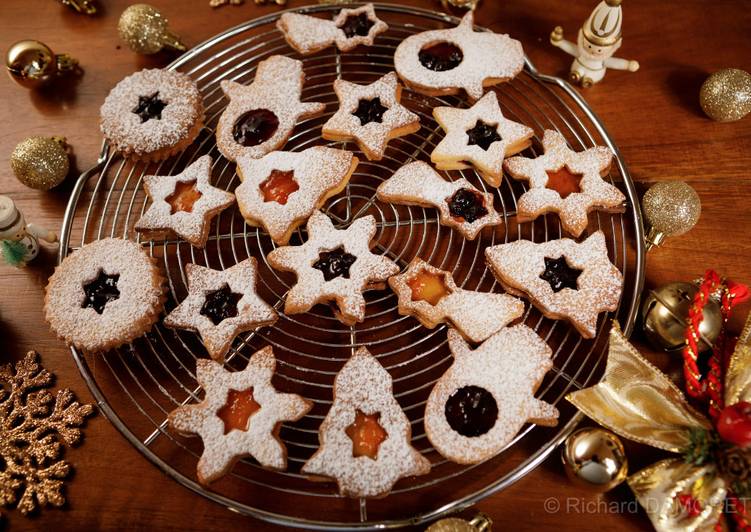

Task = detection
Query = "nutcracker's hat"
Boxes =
[582,0,623,47]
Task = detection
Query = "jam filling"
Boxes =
[408,269,451,306]
[313,247,357,281]
[445,385,498,437]
[260,169,299,205]
[418,42,464,72]
[216,387,261,435]
[545,167,583,199]
[200,284,243,325]
[82,270,121,314]
[133,92,167,123]
[338,12,375,38]
[539,256,582,293]
[466,120,502,151]
[447,188,488,223]
[232,109,279,147]
[166,180,203,214]
[345,410,387,459]
[353,97,388,126]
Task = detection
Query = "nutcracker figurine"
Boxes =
[0,195,58,267]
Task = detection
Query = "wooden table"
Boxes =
[1,0,749,530]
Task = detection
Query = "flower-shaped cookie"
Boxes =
[163,258,277,361]
[322,72,420,161]
[431,91,533,187]
[485,231,623,338]
[503,129,626,237]
[266,211,399,325]
[168,346,312,484]
[135,155,235,248]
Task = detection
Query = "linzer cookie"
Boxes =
[485,231,623,338]
[266,211,399,325]
[168,346,312,485]
[134,155,235,248]
[425,328,558,464]
[503,129,626,237]
[388,258,524,343]
[321,72,420,161]
[215,55,325,162]
[163,258,277,361]
[394,12,524,102]
[431,91,533,187]
[302,347,430,498]
[235,147,358,245]
[376,161,501,240]
[277,3,388,55]
[44,238,166,354]
[100,69,204,162]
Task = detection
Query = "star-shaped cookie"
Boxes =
[134,155,235,248]
[431,91,533,187]
[485,231,623,338]
[235,147,359,245]
[302,347,430,498]
[216,55,326,162]
[394,11,524,102]
[163,258,277,361]
[266,211,399,325]
[168,346,312,485]
[388,258,524,343]
[503,129,626,237]
[376,161,502,240]
[322,72,420,161]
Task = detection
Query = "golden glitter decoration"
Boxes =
[426,513,493,532]
[0,352,94,515]
[58,0,97,15]
[700,68,751,122]
[5,40,79,89]
[118,4,187,55]
[10,136,70,191]
[561,427,628,492]
[642,181,701,250]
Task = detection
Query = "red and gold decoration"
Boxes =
[426,513,493,532]
[561,427,628,492]
[641,181,701,250]
[700,68,751,123]
[118,4,187,55]
[10,136,71,191]
[5,40,79,89]
[58,0,97,15]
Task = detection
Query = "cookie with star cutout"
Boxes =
[277,3,388,55]
[376,161,502,240]
[168,346,312,485]
[425,327,558,464]
[394,11,524,102]
[235,147,358,245]
[485,231,623,338]
[302,347,430,498]
[163,258,277,361]
[321,72,420,161]
[388,258,524,343]
[266,211,399,325]
[503,129,626,237]
[431,91,533,187]
[134,155,235,248]
[215,55,326,162]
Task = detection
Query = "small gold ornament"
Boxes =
[561,427,628,492]
[439,0,480,11]
[58,0,97,15]
[5,40,79,89]
[10,136,71,191]
[118,4,187,55]
[642,181,701,250]
[700,68,751,122]
[426,513,493,532]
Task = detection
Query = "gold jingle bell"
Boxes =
[426,513,493,532]
[118,4,187,55]
[562,427,628,492]
[5,40,79,89]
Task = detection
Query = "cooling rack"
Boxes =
[58,3,646,529]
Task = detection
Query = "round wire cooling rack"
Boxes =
[58,3,645,530]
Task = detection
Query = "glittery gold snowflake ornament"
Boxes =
[0,352,94,515]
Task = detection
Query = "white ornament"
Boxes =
[0,195,58,267]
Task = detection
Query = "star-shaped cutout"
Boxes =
[235,147,358,245]
[322,72,420,161]
[431,91,533,187]
[266,211,399,325]
[168,346,312,485]
[539,256,582,293]
[135,155,235,248]
[302,347,430,497]
[503,129,627,237]
[132,92,167,123]
[163,258,277,361]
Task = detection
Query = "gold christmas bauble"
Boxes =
[118,4,187,55]
[700,68,751,122]
[10,136,70,190]
[5,40,78,89]
[642,181,701,249]
[426,513,493,532]
[562,427,627,492]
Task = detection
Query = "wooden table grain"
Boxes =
[0,0,749,530]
